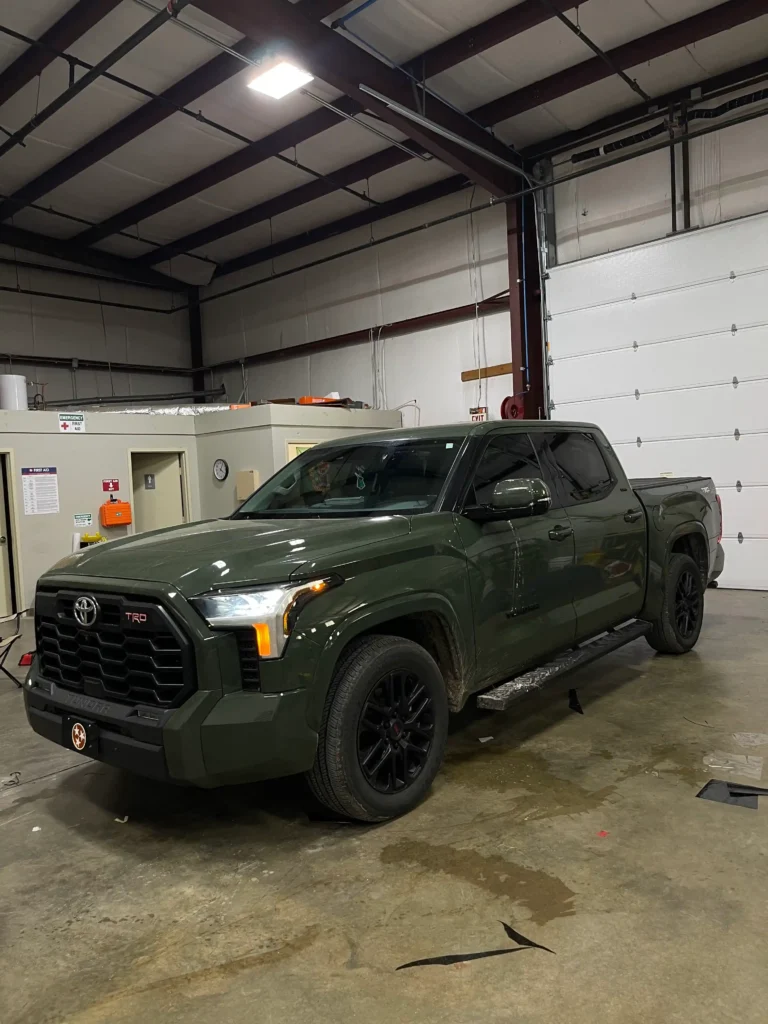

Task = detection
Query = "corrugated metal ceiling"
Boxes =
[0,0,764,285]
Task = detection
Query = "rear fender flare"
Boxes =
[642,520,709,621]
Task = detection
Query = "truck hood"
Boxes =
[48,516,411,596]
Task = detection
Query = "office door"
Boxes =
[131,452,185,534]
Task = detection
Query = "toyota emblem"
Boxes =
[73,595,99,627]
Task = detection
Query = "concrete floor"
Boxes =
[2,589,768,1024]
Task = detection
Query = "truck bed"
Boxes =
[630,476,711,490]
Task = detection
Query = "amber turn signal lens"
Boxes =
[253,622,272,658]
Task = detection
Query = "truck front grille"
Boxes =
[35,589,194,708]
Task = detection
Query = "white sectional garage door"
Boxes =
[546,210,768,591]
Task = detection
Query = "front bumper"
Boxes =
[24,681,318,786]
[24,574,320,787]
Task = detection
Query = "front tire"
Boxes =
[646,552,705,654]
[306,636,449,822]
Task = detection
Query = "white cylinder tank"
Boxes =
[0,374,28,411]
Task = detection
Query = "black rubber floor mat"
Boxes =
[696,778,768,809]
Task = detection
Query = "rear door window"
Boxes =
[539,431,615,506]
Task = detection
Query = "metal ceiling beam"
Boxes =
[0,224,189,291]
[297,0,350,18]
[71,104,350,247]
[140,145,423,265]
[0,38,257,222]
[402,0,582,79]
[523,55,768,159]
[0,0,349,209]
[0,0,123,109]
[72,0,580,249]
[145,0,763,268]
[217,174,468,277]
[0,1,183,168]
[534,0,651,102]
[197,0,765,276]
[191,0,523,197]
[214,52,768,280]
[472,0,768,126]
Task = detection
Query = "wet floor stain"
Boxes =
[443,746,627,822]
[380,839,576,925]
[592,744,709,789]
[442,741,709,823]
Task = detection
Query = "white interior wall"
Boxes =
[0,409,200,607]
[553,85,768,264]
[0,252,191,403]
[203,190,517,426]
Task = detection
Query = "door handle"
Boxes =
[548,525,573,542]
[624,509,643,523]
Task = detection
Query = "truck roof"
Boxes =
[317,419,601,447]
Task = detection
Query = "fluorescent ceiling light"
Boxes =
[248,61,314,99]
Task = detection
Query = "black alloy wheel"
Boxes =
[307,635,449,821]
[675,569,702,639]
[357,671,434,793]
[646,552,705,655]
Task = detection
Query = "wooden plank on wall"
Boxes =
[461,362,514,383]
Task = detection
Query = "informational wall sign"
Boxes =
[470,407,488,423]
[73,513,93,528]
[102,478,120,492]
[286,441,317,462]
[144,474,156,490]
[22,467,59,516]
[58,412,85,433]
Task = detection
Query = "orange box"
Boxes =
[100,499,132,527]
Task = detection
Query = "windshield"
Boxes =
[233,438,463,518]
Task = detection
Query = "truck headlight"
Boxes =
[191,577,340,659]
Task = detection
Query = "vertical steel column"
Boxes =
[507,198,545,419]
[188,288,205,401]
[507,200,527,404]
[521,194,545,419]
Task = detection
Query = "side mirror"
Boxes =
[491,478,551,515]
[465,478,552,521]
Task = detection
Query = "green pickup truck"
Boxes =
[25,421,723,821]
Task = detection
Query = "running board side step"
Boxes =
[477,620,651,712]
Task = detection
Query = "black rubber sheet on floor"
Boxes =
[397,922,554,970]
[696,778,768,810]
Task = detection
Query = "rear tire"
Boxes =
[306,635,449,822]
[646,553,705,654]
